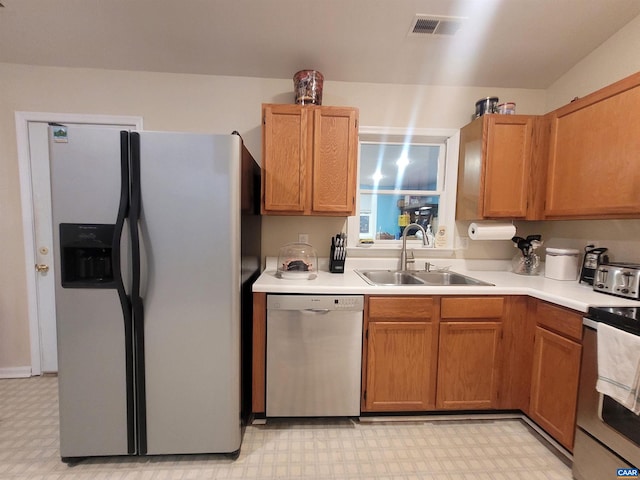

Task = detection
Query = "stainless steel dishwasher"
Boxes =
[266,294,364,417]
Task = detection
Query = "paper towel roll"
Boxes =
[468,222,516,240]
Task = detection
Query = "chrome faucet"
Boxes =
[400,223,428,270]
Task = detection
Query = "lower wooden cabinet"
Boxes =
[362,296,438,412]
[255,291,583,452]
[436,321,502,409]
[364,320,437,411]
[436,297,505,409]
[498,296,534,412]
[528,300,583,451]
[252,292,267,414]
[529,325,582,450]
[362,296,507,412]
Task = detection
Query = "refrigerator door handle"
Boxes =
[115,131,136,455]
[129,131,148,455]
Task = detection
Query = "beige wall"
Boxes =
[539,13,640,261]
[1,9,640,371]
[546,13,640,110]
[0,62,548,370]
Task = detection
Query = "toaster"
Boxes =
[593,263,640,299]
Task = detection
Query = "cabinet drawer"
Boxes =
[368,296,434,320]
[441,297,504,320]
[535,301,583,342]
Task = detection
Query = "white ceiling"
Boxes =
[1,0,639,89]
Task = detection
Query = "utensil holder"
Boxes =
[512,253,540,275]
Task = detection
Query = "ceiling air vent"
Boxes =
[408,14,464,36]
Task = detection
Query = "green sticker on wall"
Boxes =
[52,126,68,143]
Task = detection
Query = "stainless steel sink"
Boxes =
[410,270,494,286]
[355,269,493,286]
[355,270,426,285]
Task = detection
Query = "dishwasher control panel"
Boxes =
[267,294,364,311]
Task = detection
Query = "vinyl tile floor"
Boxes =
[0,376,573,479]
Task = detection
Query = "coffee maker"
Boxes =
[580,245,609,285]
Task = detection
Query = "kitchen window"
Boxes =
[347,127,459,251]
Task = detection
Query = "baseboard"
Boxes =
[520,415,573,464]
[0,366,32,378]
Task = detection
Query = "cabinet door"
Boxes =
[545,72,640,218]
[498,296,535,412]
[456,115,536,220]
[529,326,581,451]
[262,104,309,213]
[364,321,437,411]
[456,117,483,220]
[311,107,358,215]
[482,115,534,218]
[436,322,502,409]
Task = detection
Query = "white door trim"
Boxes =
[15,112,144,376]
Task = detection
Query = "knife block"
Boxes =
[329,246,345,273]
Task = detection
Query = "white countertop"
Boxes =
[253,257,640,313]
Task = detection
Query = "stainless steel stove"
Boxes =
[586,306,640,335]
[573,306,640,479]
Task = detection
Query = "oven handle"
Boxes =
[583,317,605,419]
[584,317,607,421]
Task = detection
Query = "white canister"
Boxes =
[545,248,580,280]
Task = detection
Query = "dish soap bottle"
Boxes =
[435,226,447,248]
[425,225,435,248]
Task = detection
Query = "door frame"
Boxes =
[15,112,144,375]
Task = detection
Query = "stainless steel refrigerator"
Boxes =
[49,125,261,460]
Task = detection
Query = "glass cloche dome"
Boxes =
[276,242,318,280]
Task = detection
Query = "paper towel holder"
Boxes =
[468,221,516,241]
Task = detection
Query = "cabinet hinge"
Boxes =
[363,390,367,401]
[365,329,369,340]
[263,114,266,125]
[355,119,359,129]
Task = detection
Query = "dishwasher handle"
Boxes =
[303,308,330,314]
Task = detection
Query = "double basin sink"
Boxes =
[355,269,494,287]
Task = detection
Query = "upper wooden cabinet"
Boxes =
[261,103,359,216]
[545,71,640,219]
[456,114,547,220]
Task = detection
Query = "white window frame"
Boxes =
[347,126,460,254]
